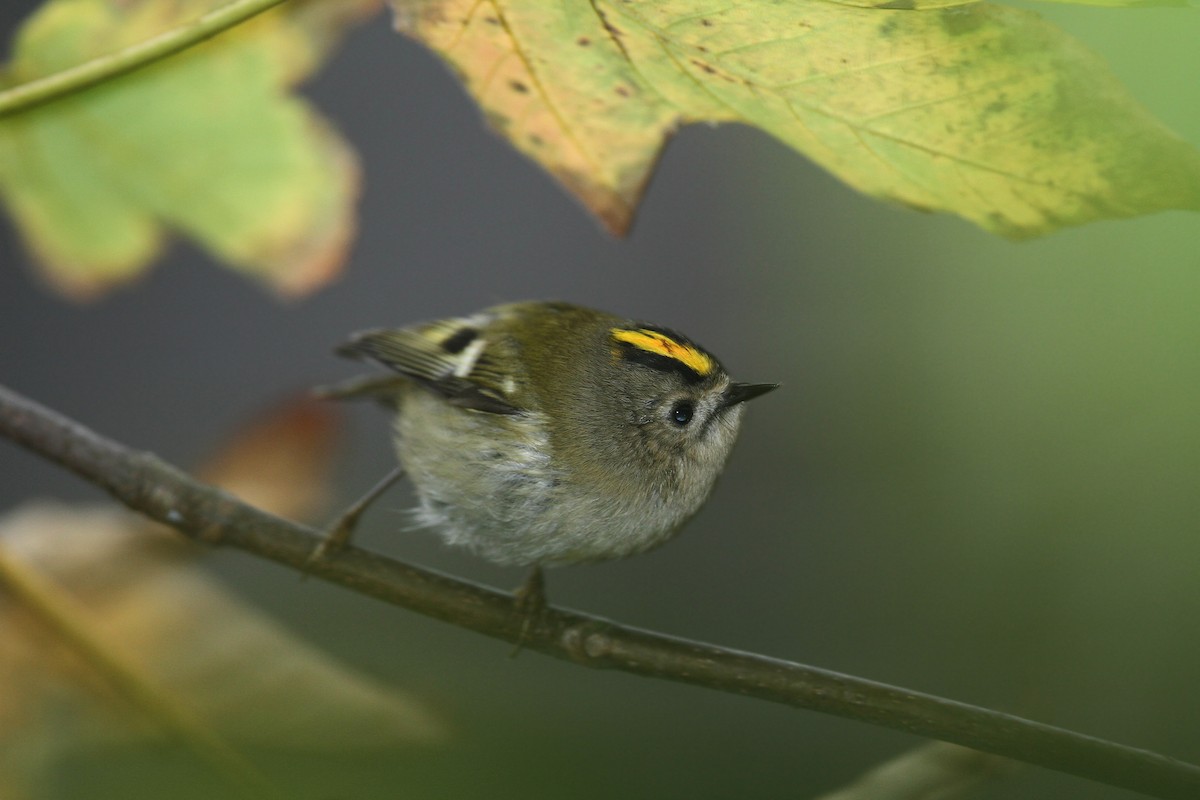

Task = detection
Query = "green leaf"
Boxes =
[830,0,1188,7]
[0,0,377,299]
[1032,0,1188,7]
[391,0,1200,238]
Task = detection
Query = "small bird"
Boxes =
[316,301,776,613]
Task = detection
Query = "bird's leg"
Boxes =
[513,565,546,614]
[308,466,406,564]
[510,565,546,656]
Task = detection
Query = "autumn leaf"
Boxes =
[0,398,441,797]
[195,394,342,522]
[829,0,1185,8]
[0,0,379,300]
[389,0,1200,238]
[816,742,1007,800]
[0,503,445,797]
[1031,0,1187,6]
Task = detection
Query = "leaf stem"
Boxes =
[2,380,1200,800]
[0,0,292,119]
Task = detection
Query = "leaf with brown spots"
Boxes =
[389,0,1200,238]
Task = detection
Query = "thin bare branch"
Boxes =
[0,382,1197,800]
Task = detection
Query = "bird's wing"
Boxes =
[335,317,521,415]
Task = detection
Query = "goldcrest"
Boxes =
[320,301,776,581]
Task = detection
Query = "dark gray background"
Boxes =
[2,2,1199,798]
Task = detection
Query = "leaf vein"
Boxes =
[792,95,1087,197]
[489,0,609,186]
[444,0,491,54]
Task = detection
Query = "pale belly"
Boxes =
[395,392,699,566]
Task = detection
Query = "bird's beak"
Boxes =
[722,382,779,408]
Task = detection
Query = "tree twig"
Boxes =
[1,382,1197,800]
[0,0,291,119]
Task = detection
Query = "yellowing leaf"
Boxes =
[0,503,445,796]
[0,0,379,299]
[0,398,439,795]
[823,0,982,9]
[390,0,1200,237]
[817,742,1007,800]
[828,0,1186,8]
[1032,0,1187,6]
[195,395,342,522]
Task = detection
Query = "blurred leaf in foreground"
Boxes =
[195,394,342,521]
[816,742,1008,800]
[1030,0,1188,6]
[0,0,380,300]
[389,0,1200,237]
[0,397,444,798]
[829,0,1188,7]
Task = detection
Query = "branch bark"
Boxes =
[1,382,1197,800]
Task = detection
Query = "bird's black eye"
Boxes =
[670,401,694,426]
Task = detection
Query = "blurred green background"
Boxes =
[1,2,1198,798]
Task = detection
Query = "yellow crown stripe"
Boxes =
[611,328,716,376]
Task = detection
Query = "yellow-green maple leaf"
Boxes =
[391,0,1200,238]
[0,0,377,299]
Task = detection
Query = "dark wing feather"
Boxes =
[336,320,521,415]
